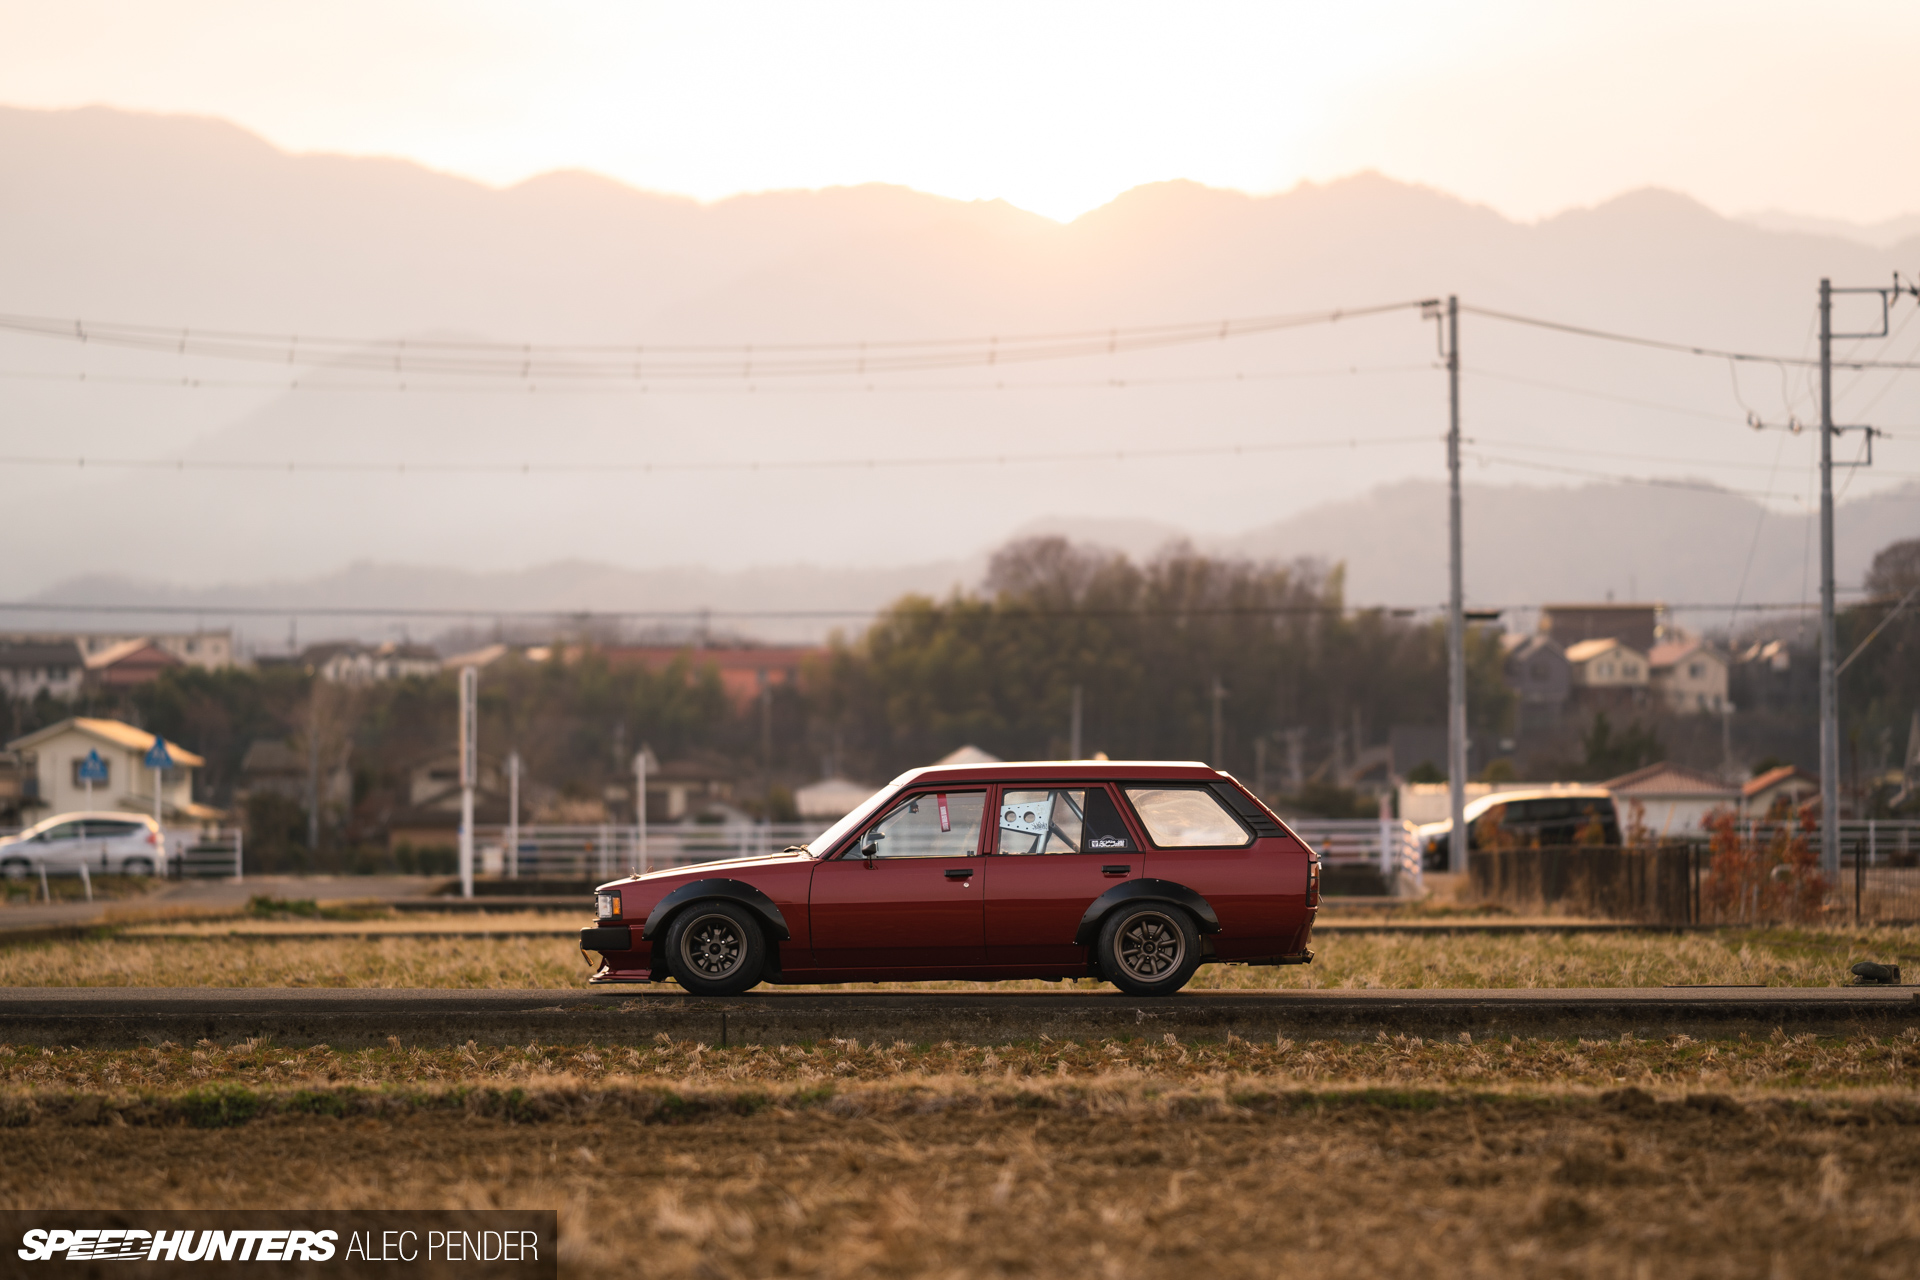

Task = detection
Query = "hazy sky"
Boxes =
[4,0,1918,224]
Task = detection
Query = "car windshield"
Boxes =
[805,784,901,857]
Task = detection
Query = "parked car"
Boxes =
[0,811,170,878]
[582,760,1321,996]
[1418,788,1621,871]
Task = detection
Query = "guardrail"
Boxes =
[1273,818,1425,897]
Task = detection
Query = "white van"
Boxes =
[0,812,170,878]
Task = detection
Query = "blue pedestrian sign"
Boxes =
[144,737,174,771]
[76,750,108,783]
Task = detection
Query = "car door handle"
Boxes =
[1102,865,1131,876]
[944,868,974,879]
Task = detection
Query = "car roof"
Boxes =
[30,812,158,826]
[890,760,1222,787]
[1466,788,1614,814]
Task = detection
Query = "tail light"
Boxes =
[146,831,160,845]
[1306,854,1322,908]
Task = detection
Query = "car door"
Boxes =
[29,820,87,870]
[87,819,153,871]
[808,788,988,970]
[985,784,1144,966]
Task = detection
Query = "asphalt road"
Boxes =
[2,985,1912,1048]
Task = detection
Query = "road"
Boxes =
[2,985,1912,1048]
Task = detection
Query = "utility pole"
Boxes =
[506,749,521,880]
[306,699,320,852]
[1069,684,1083,760]
[1814,275,1909,879]
[1442,295,1468,875]
[634,746,650,876]
[1210,677,1226,767]
[458,664,477,899]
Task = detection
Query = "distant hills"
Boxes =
[3,104,1917,630]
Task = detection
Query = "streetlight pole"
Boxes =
[1444,296,1468,875]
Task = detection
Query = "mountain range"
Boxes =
[2,104,1917,643]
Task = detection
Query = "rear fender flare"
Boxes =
[641,879,792,942]
[1073,878,1221,947]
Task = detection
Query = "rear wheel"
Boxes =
[1097,903,1201,996]
[121,857,154,878]
[664,901,766,996]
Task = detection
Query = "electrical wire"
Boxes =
[0,301,1429,381]
[0,433,1444,477]
[1461,304,1920,370]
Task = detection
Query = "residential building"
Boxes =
[1730,638,1817,715]
[83,638,186,687]
[387,752,508,852]
[600,645,816,711]
[236,738,351,810]
[0,631,236,671]
[0,640,84,701]
[301,641,443,684]
[1648,638,1729,713]
[1742,764,1820,819]
[1500,633,1570,733]
[795,776,879,821]
[1541,603,1662,654]
[1602,761,1737,836]
[1564,638,1651,706]
[6,717,218,821]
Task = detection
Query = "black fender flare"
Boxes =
[1073,878,1221,947]
[641,879,792,942]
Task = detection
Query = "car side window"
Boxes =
[37,822,83,842]
[83,821,141,839]
[1122,787,1251,848]
[998,788,1136,855]
[852,790,985,859]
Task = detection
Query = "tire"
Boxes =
[663,901,766,996]
[1097,903,1201,996]
[121,857,154,878]
[0,858,28,881]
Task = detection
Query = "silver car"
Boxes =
[0,812,170,878]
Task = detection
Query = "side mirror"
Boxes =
[860,830,883,858]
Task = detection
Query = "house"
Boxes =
[386,752,508,852]
[0,630,236,671]
[933,745,1002,766]
[300,641,443,684]
[1603,761,1738,836]
[795,776,880,821]
[236,739,351,810]
[0,640,85,701]
[1649,638,1729,713]
[1500,633,1569,732]
[1541,603,1662,654]
[601,646,817,712]
[84,638,186,687]
[1730,637,1816,715]
[644,753,737,823]
[6,717,219,821]
[1742,764,1820,819]
[1564,637,1651,709]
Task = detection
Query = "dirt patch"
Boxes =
[2,1095,1916,1278]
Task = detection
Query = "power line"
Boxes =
[0,301,1428,381]
[0,433,1442,477]
[1463,303,1920,370]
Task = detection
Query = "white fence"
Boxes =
[1287,818,1425,896]
[475,823,828,881]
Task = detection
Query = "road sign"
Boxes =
[76,750,108,783]
[144,738,174,771]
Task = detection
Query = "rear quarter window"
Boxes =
[1122,787,1252,848]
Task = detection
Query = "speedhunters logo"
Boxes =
[1,1213,555,1277]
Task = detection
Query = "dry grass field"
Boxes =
[1,1035,1916,1277]
[0,920,1913,989]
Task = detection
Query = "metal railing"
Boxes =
[172,828,243,880]
[475,822,829,880]
[1284,818,1425,896]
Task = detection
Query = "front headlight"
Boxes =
[594,891,620,919]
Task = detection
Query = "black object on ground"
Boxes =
[1852,961,1902,985]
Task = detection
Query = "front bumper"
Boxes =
[580,924,633,952]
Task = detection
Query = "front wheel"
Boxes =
[664,901,766,996]
[1097,903,1201,996]
[0,858,29,881]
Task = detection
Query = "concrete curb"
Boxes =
[1,986,1914,1049]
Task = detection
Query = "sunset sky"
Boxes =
[3,0,1917,224]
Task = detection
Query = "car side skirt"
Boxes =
[1071,878,1222,947]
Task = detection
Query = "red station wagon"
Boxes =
[580,761,1320,996]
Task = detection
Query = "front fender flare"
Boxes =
[1073,878,1222,946]
[641,878,792,942]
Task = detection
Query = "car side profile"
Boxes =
[0,811,170,878]
[1418,788,1621,871]
[581,761,1320,996]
